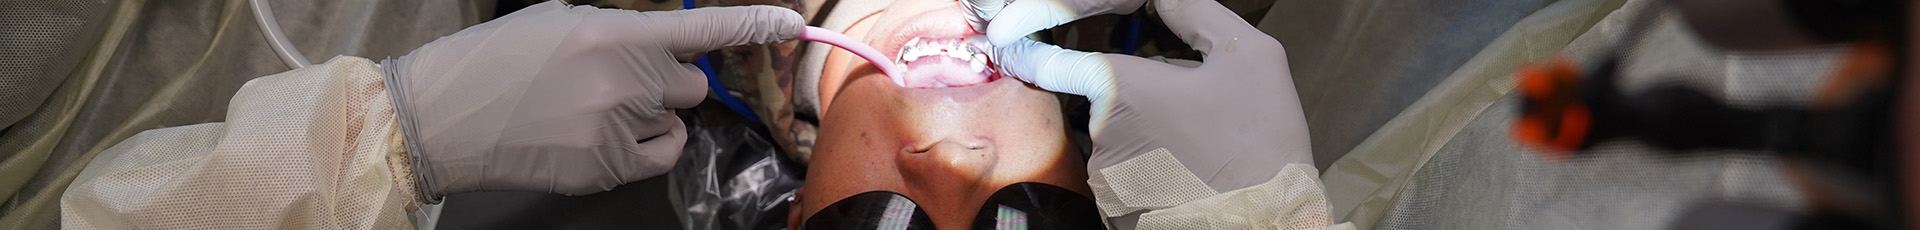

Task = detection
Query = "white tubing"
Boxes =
[250,0,310,69]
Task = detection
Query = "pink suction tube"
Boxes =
[800,26,906,86]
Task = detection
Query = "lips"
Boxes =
[878,5,1002,88]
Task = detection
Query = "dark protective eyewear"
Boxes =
[802,182,1104,229]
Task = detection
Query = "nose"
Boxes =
[898,137,997,185]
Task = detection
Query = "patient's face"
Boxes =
[793,0,1091,228]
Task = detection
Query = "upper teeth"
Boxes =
[898,37,992,73]
[898,37,987,64]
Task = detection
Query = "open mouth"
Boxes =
[877,5,1003,89]
[895,35,998,88]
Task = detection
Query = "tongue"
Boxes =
[900,56,991,88]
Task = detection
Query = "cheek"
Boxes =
[800,130,908,221]
[999,92,1065,139]
[981,93,1074,179]
[809,99,909,195]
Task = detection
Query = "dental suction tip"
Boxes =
[800,26,906,84]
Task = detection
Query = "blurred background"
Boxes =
[0,0,1906,229]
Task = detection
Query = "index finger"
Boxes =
[621,6,807,56]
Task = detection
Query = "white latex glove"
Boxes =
[989,0,1312,193]
[959,0,1010,32]
[971,0,1148,45]
[384,1,803,200]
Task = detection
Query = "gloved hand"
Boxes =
[966,0,1147,45]
[959,0,1009,32]
[988,0,1312,192]
[384,1,803,199]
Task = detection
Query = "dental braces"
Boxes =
[896,36,992,73]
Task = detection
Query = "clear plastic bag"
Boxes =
[668,116,807,230]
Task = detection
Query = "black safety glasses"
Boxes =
[802,182,1104,229]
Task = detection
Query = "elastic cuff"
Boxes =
[382,121,422,210]
[383,56,443,204]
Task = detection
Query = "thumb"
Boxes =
[995,38,1177,103]
[962,0,1010,32]
[985,0,1147,45]
[635,6,806,56]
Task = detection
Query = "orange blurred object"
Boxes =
[1513,57,1588,160]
